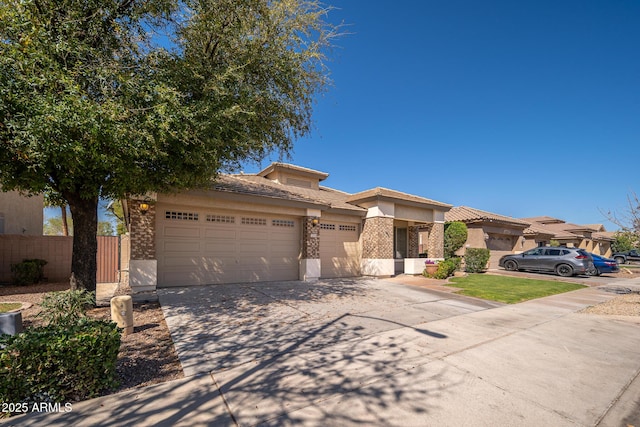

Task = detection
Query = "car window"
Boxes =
[547,249,561,256]
[525,248,544,256]
[561,249,570,255]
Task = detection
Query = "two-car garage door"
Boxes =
[157,208,300,287]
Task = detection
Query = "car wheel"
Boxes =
[504,260,518,271]
[587,266,600,276]
[614,257,625,265]
[556,264,574,277]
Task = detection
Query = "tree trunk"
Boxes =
[64,192,98,295]
[61,205,69,236]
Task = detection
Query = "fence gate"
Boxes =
[97,236,119,283]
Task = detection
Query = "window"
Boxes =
[0,213,4,234]
[339,225,357,232]
[272,219,295,228]
[319,223,335,230]
[165,211,199,221]
[547,249,562,256]
[206,215,235,224]
[241,217,267,226]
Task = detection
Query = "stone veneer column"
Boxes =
[428,221,445,259]
[361,216,394,276]
[129,199,157,293]
[408,226,421,258]
[299,216,321,281]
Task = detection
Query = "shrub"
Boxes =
[38,290,95,327]
[465,248,491,273]
[444,222,468,258]
[10,259,47,286]
[0,319,121,406]
[424,257,461,279]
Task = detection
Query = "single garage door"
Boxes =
[319,222,360,278]
[487,234,516,269]
[157,208,300,286]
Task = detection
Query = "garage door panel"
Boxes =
[204,240,237,253]
[204,228,236,239]
[163,226,200,238]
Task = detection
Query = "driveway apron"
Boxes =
[157,278,640,427]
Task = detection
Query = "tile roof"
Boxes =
[210,174,365,213]
[347,187,452,209]
[523,222,556,237]
[257,162,329,181]
[520,216,564,224]
[445,206,530,227]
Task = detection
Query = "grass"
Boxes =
[448,274,586,304]
[0,302,22,313]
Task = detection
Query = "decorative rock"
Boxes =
[0,312,23,335]
[110,295,134,335]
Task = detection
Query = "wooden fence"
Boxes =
[0,235,120,284]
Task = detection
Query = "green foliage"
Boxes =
[43,216,74,236]
[0,0,338,291]
[38,290,95,327]
[424,257,461,279]
[464,248,491,273]
[104,199,127,235]
[10,259,47,286]
[0,319,120,406]
[444,222,468,258]
[549,239,560,247]
[448,274,585,304]
[612,231,639,253]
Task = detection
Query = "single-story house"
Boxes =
[444,206,531,269]
[521,216,614,257]
[124,163,452,292]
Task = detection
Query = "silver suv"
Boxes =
[498,247,593,277]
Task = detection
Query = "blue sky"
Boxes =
[245,0,640,231]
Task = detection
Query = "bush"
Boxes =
[0,319,121,406]
[444,222,468,258]
[465,248,491,273]
[424,257,461,279]
[10,259,47,286]
[38,290,95,327]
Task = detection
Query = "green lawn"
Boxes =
[447,274,586,304]
[0,302,22,313]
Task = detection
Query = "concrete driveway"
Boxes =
[156,277,640,427]
[11,277,640,426]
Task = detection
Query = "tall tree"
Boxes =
[0,0,338,294]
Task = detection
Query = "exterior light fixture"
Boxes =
[139,202,150,214]
[311,217,320,226]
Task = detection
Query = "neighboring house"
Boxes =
[521,217,614,257]
[124,163,452,292]
[444,206,530,269]
[0,188,43,235]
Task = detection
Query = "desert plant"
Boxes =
[464,248,491,273]
[444,222,468,258]
[38,290,95,327]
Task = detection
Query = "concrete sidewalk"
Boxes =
[7,278,640,426]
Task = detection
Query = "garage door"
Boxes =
[319,222,360,278]
[487,234,515,269]
[157,208,300,286]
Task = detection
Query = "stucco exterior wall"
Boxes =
[0,191,43,236]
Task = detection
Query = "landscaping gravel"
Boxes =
[0,282,183,395]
